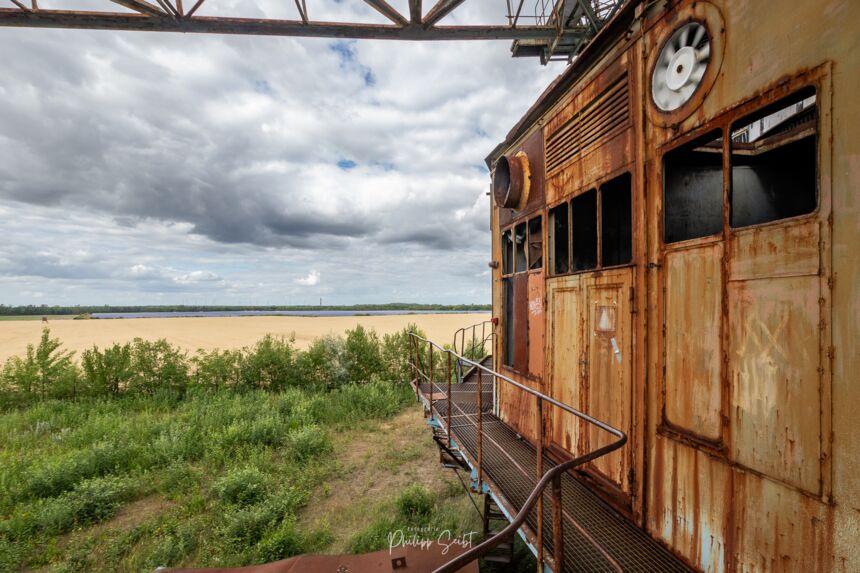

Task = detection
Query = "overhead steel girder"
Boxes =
[0,8,586,41]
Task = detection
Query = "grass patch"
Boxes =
[0,323,489,572]
[0,382,415,572]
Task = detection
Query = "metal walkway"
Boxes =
[417,360,694,573]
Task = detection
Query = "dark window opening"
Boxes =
[571,189,598,271]
[514,222,527,273]
[501,230,513,275]
[503,278,514,366]
[730,87,817,228]
[601,173,632,266]
[528,217,543,270]
[549,203,570,275]
[664,130,724,243]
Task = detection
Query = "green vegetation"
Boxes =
[0,323,486,572]
[0,315,77,322]
[0,303,490,318]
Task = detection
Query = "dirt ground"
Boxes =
[299,405,471,554]
[0,313,489,363]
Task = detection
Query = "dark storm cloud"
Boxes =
[0,253,109,280]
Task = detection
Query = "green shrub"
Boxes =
[213,466,267,506]
[217,489,305,551]
[1,328,79,398]
[220,414,286,450]
[192,348,243,389]
[1,475,136,539]
[396,485,434,521]
[158,463,200,498]
[240,335,298,390]
[343,325,384,384]
[81,343,133,395]
[21,441,142,500]
[295,335,348,390]
[128,339,189,395]
[287,425,332,462]
[254,518,306,561]
[312,380,412,426]
[381,323,424,382]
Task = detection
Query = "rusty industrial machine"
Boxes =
[410,0,859,572]
[2,0,857,571]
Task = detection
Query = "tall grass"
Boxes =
[0,324,424,572]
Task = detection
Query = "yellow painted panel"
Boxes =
[729,276,822,493]
[587,276,633,491]
[548,280,584,455]
[664,243,724,440]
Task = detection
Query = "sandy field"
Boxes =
[0,313,490,363]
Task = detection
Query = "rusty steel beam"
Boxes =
[293,0,307,24]
[423,0,465,27]
[362,0,408,26]
[409,0,421,25]
[108,0,166,17]
[154,0,178,20]
[0,8,564,40]
[185,0,205,17]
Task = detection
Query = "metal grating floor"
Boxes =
[417,386,694,573]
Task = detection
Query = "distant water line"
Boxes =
[90,310,490,320]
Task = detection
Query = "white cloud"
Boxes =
[0,18,563,305]
[295,270,320,286]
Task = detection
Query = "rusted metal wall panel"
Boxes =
[663,243,724,441]
[732,469,832,572]
[527,271,545,378]
[586,272,634,494]
[729,220,819,281]
[728,276,821,493]
[544,55,633,206]
[513,273,529,372]
[498,370,542,442]
[547,277,586,456]
[648,436,731,572]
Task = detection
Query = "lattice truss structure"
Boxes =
[0,0,623,63]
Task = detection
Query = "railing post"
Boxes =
[552,472,564,570]
[536,396,544,571]
[412,336,419,398]
[429,343,434,418]
[471,325,476,358]
[476,366,483,491]
[447,351,452,448]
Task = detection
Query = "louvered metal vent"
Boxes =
[546,75,630,175]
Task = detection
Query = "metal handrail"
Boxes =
[452,319,494,357]
[408,332,627,573]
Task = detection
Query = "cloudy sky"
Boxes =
[0,1,561,306]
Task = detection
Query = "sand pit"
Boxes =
[0,313,490,363]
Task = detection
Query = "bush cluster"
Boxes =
[1,323,423,404]
[0,322,437,571]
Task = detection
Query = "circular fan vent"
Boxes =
[492,152,530,209]
[651,22,711,112]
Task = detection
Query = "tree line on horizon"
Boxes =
[0,303,491,316]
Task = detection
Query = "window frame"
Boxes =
[499,213,544,372]
[547,168,635,278]
[659,83,821,248]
